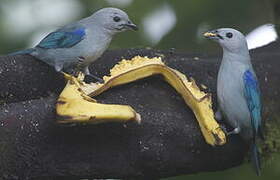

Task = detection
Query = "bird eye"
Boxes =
[113,16,121,22]
[226,32,233,38]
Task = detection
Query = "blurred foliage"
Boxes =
[0,0,279,179]
[0,0,275,54]
[164,154,280,180]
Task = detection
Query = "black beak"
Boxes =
[124,21,138,31]
[204,30,223,40]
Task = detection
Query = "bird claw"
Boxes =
[62,72,73,80]
[227,127,241,135]
[85,74,104,83]
[220,124,228,134]
[215,109,223,122]
[221,126,240,136]
[76,72,85,81]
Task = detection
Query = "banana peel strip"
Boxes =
[80,56,226,146]
[56,73,141,124]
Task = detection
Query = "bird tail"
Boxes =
[8,48,35,56]
[250,142,261,176]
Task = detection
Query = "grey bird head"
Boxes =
[91,7,138,34]
[204,28,248,53]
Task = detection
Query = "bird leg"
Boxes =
[222,126,241,136]
[227,127,241,135]
[215,108,223,122]
[85,74,104,83]
[215,109,240,136]
[73,57,104,83]
[54,62,64,72]
[83,66,104,83]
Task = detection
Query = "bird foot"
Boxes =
[214,109,223,122]
[85,74,104,83]
[62,72,85,85]
[221,126,240,136]
[227,127,240,135]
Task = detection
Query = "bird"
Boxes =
[204,28,264,176]
[10,7,138,82]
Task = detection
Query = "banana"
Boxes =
[56,73,141,124]
[80,56,226,146]
[57,56,225,146]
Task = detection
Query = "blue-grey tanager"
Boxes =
[204,28,263,176]
[10,7,138,82]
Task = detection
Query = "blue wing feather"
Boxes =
[243,70,262,139]
[37,27,86,49]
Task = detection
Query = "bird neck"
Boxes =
[80,16,116,37]
[102,27,118,36]
[222,50,251,66]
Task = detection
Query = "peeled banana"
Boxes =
[78,56,226,146]
[56,73,141,124]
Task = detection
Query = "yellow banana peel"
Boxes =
[56,73,141,124]
[57,56,226,146]
[78,56,226,146]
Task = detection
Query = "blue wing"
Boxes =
[37,27,86,49]
[243,70,262,138]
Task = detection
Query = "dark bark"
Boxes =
[0,55,64,104]
[0,44,279,179]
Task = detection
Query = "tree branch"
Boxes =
[0,45,279,179]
